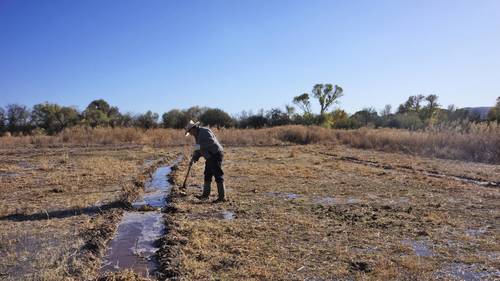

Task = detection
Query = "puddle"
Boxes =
[434,263,500,281]
[221,211,235,220]
[345,197,361,204]
[478,251,500,262]
[465,227,488,237]
[18,161,34,169]
[313,196,336,205]
[101,212,164,277]
[398,197,409,203]
[266,192,301,200]
[0,171,20,178]
[312,196,361,205]
[186,210,235,221]
[101,164,174,278]
[401,239,434,257]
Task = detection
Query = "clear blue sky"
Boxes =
[1,0,499,115]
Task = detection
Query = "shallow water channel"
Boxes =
[100,165,173,278]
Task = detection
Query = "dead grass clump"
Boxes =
[60,127,144,145]
[276,125,335,144]
[141,129,186,147]
[333,123,500,164]
[215,127,279,146]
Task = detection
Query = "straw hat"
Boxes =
[185,120,200,136]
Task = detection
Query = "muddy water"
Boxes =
[101,165,173,278]
[133,166,172,209]
[312,196,362,205]
[100,212,164,277]
[401,239,434,257]
[186,210,235,221]
[221,211,235,220]
[265,192,301,200]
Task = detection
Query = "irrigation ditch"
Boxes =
[99,156,182,280]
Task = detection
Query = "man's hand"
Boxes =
[192,150,201,163]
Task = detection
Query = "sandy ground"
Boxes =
[167,144,499,280]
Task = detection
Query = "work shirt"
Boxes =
[193,127,223,160]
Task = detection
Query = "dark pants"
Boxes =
[204,152,224,183]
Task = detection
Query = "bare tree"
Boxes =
[381,104,392,117]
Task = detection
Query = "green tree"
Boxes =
[351,108,379,127]
[199,108,233,128]
[329,109,351,129]
[398,95,425,114]
[162,109,189,129]
[312,84,344,115]
[292,93,312,115]
[86,99,111,113]
[82,99,121,128]
[83,109,109,128]
[421,94,440,121]
[285,105,295,116]
[293,83,344,126]
[6,104,31,134]
[117,112,135,127]
[487,97,500,122]
[184,106,207,122]
[135,111,159,129]
[396,112,424,130]
[31,102,79,134]
[425,94,439,110]
[266,108,291,127]
[246,115,268,128]
[0,107,5,133]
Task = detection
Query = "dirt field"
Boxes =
[0,145,180,280]
[167,145,499,280]
[1,143,499,280]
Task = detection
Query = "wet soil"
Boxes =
[100,165,174,279]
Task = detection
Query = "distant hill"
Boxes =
[462,107,492,120]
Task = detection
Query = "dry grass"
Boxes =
[165,145,500,280]
[334,123,500,164]
[1,139,498,280]
[1,124,499,164]
[0,144,180,281]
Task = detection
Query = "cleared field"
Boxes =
[0,145,180,280]
[1,143,499,280]
[167,145,499,280]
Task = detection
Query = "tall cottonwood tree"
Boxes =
[293,84,344,117]
[312,84,344,115]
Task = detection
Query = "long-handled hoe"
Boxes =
[181,158,194,189]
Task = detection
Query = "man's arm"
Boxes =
[192,144,201,162]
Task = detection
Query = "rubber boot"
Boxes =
[196,181,211,200]
[214,182,226,203]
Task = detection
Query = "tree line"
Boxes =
[1,86,499,136]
